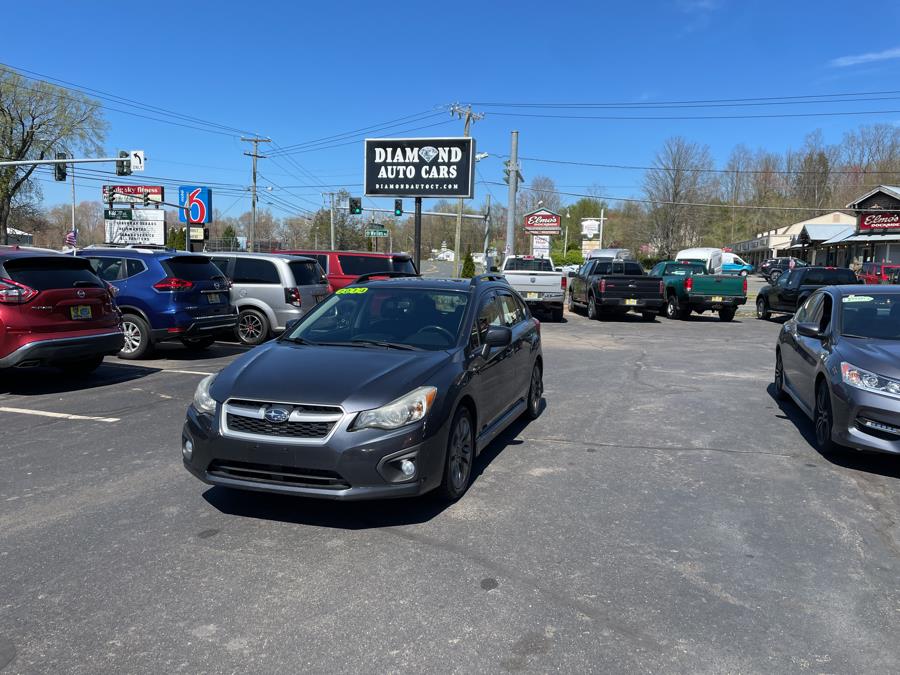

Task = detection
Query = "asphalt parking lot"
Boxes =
[2,309,899,672]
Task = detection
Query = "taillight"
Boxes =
[534,318,540,335]
[284,287,302,307]
[153,277,193,291]
[742,276,747,293]
[560,276,567,291]
[600,279,606,293]
[0,278,38,304]
[685,277,693,292]
[104,281,119,298]
[659,280,664,294]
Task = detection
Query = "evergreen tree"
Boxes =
[461,249,475,278]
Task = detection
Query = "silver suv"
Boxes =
[209,252,329,345]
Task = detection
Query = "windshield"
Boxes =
[504,258,554,272]
[663,263,706,276]
[286,287,469,350]
[841,293,900,339]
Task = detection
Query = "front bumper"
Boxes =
[0,331,124,368]
[831,384,900,455]
[151,311,238,342]
[181,404,450,500]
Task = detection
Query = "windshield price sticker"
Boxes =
[336,287,369,295]
[842,295,873,303]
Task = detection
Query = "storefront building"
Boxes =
[729,211,854,266]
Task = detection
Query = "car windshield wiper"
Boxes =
[349,339,421,351]
[280,336,317,345]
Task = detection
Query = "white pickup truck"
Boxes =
[501,255,565,321]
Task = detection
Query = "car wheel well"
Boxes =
[815,373,828,393]
[455,395,477,438]
[534,355,543,374]
[118,306,151,324]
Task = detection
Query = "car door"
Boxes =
[497,291,533,404]
[792,292,831,412]
[779,269,804,312]
[467,292,510,433]
[768,271,790,310]
[782,292,820,397]
[576,260,594,303]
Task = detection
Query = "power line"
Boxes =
[269,119,459,156]
[487,109,900,121]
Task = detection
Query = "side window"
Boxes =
[624,262,643,275]
[513,294,530,320]
[473,295,503,347]
[315,254,329,272]
[776,271,791,288]
[650,263,663,276]
[787,271,802,289]
[498,293,523,327]
[818,294,833,332]
[795,293,820,323]
[233,258,280,284]
[87,257,123,281]
[125,259,146,278]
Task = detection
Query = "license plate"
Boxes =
[712,296,723,302]
[624,299,638,306]
[70,305,92,320]
[526,292,539,299]
[207,293,221,304]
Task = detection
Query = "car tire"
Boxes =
[756,297,770,320]
[774,351,787,401]
[119,313,153,360]
[437,407,475,501]
[587,294,599,320]
[237,308,270,346]
[524,363,543,420]
[719,307,736,322]
[60,355,104,376]
[181,336,215,351]
[814,380,837,454]
[567,291,575,313]
[551,307,564,322]
[740,270,748,277]
[665,295,679,320]
[641,311,656,321]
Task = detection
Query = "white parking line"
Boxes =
[0,406,120,423]
[158,369,213,376]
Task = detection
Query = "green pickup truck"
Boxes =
[649,261,747,321]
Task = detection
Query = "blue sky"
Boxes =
[5,0,900,217]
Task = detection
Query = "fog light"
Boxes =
[182,438,193,460]
[400,459,415,477]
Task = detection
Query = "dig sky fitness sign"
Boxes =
[364,137,475,198]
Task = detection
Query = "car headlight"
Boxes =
[193,374,218,414]
[353,386,437,430]
[841,362,900,399]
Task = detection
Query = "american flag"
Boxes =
[65,229,77,247]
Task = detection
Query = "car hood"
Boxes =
[210,341,453,412]
[837,339,900,380]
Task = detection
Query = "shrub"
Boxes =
[461,249,475,278]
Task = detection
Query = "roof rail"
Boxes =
[354,271,421,283]
[469,273,507,286]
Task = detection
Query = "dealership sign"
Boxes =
[105,209,166,246]
[364,137,475,198]
[523,208,562,235]
[859,211,900,233]
[102,184,164,204]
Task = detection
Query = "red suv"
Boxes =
[0,247,124,374]
[858,262,900,285]
[277,250,417,290]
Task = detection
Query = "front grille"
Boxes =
[208,460,350,490]
[229,400,340,414]
[226,414,333,438]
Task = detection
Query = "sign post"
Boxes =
[414,197,423,271]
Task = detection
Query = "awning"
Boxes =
[838,233,900,244]
[821,227,855,246]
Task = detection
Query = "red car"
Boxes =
[0,247,124,374]
[858,262,900,285]
[277,250,417,290]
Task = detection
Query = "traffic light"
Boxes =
[394,199,403,217]
[54,152,67,181]
[116,150,132,176]
[142,191,151,207]
[349,197,362,215]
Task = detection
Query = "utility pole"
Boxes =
[241,136,271,252]
[70,160,76,253]
[505,130,520,259]
[598,209,606,249]
[322,192,338,249]
[450,104,483,276]
[484,193,492,271]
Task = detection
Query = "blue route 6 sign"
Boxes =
[178,186,213,223]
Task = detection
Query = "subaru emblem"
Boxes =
[76,289,86,298]
[264,407,290,424]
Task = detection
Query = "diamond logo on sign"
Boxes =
[419,146,438,163]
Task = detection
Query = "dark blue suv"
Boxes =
[78,247,237,359]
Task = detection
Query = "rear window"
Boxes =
[288,261,324,285]
[504,258,554,272]
[804,268,857,285]
[338,254,414,276]
[162,256,226,281]
[4,257,103,290]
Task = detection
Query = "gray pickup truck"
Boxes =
[501,255,565,321]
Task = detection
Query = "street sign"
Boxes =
[130,150,145,172]
[532,235,551,257]
[105,209,166,246]
[523,208,562,235]
[364,137,475,199]
[189,227,206,241]
[178,186,213,224]
[581,219,600,238]
[366,227,389,238]
[103,185,164,204]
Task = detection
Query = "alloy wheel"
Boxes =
[122,320,142,354]
[815,384,832,449]
[774,352,785,399]
[239,313,263,342]
[448,414,474,492]
[529,366,543,416]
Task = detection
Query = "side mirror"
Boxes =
[484,325,512,347]
[283,318,301,335]
[796,322,822,339]
[567,271,576,278]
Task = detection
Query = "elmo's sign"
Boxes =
[523,208,562,235]
[859,211,900,233]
